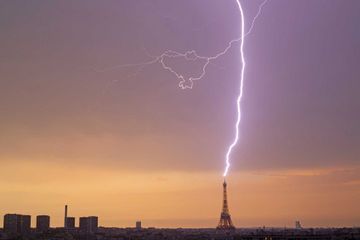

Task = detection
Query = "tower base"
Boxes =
[217,213,235,230]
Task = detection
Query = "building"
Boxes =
[3,214,18,234]
[63,205,76,229]
[36,215,50,232]
[66,217,75,228]
[80,216,98,233]
[88,216,98,232]
[295,221,302,229]
[136,221,142,230]
[64,205,68,228]
[21,215,31,234]
[3,214,31,234]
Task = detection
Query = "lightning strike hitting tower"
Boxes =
[217,180,235,230]
[100,1,269,230]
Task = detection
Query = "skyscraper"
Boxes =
[89,216,98,232]
[136,221,142,230]
[36,215,50,232]
[79,216,98,233]
[3,214,19,234]
[66,217,75,228]
[3,214,31,234]
[217,180,235,230]
[21,215,31,234]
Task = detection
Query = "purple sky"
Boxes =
[1,0,359,172]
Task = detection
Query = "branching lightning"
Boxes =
[98,0,269,177]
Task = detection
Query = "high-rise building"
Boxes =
[21,215,31,234]
[36,215,50,232]
[89,216,98,232]
[3,214,31,234]
[136,221,142,230]
[79,216,98,233]
[3,214,19,234]
[66,217,75,228]
[79,217,87,232]
[217,180,235,230]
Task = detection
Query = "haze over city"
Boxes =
[0,0,359,230]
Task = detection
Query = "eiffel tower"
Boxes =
[217,179,235,230]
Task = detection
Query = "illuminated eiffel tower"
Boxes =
[217,179,235,230]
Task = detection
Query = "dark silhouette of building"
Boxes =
[3,214,31,234]
[63,205,76,229]
[3,214,18,234]
[36,215,50,232]
[64,205,68,228]
[80,216,98,233]
[21,215,31,234]
[79,217,87,231]
[136,221,142,230]
[66,217,75,228]
[295,220,302,229]
[217,180,235,230]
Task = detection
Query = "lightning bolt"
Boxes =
[97,0,269,177]
[223,0,268,177]
[223,0,246,177]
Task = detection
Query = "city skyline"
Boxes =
[2,209,98,234]
[0,0,359,229]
